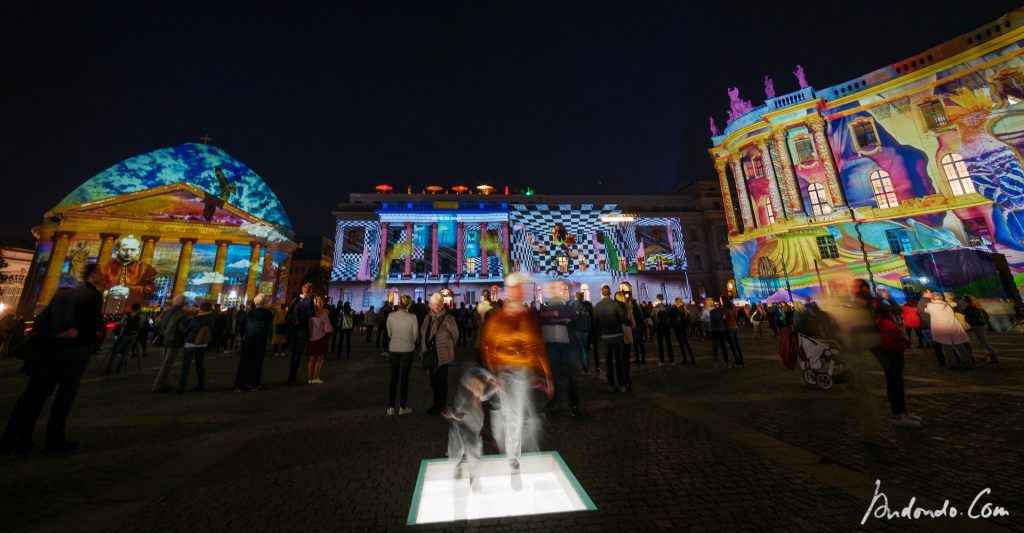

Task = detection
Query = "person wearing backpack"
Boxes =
[334,302,355,360]
[178,302,214,393]
[104,303,143,374]
[652,294,675,366]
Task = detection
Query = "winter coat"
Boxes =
[420,311,459,366]
[900,304,921,329]
[926,300,969,345]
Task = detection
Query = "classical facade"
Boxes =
[18,143,297,315]
[0,244,33,312]
[709,9,1024,301]
[330,190,703,310]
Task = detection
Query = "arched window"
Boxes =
[807,183,831,215]
[870,170,899,209]
[941,153,976,196]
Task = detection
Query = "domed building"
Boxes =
[18,143,297,315]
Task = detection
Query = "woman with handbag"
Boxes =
[421,293,459,416]
[386,295,418,416]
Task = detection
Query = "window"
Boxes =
[919,99,948,129]
[765,202,776,225]
[793,137,816,164]
[963,217,993,246]
[816,235,839,259]
[362,289,370,308]
[940,153,976,196]
[557,255,568,273]
[886,229,913,254]
[599,256,607,271]
[870,170,899,208]
[808,183,831,215]
[851,119,879,151]
[344,227,363,245]
[465,256,476,273]
[693,255,703,269]
[752,157,766,179]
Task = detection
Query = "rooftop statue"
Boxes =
[709,116,720,136]
[764,76,776,99]
[726,87,754,124]
[793,64,808,89]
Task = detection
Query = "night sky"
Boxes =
[2,1,1018,238]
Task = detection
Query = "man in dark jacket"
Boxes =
[152,295,189,393]
[287,283,315,385]
[652,294,675,366]
[104,303,143,374]
[236,294,274,391]
[0,263,105,454]
[540,281,581,418]
[592,285,629,392]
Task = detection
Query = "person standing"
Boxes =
[335,302,354,359]
[271,303,289,357]
[455,302,469,347]
[386,296,418,415]
[876,307,921,429]
[179,302,214,393]
[411,297,429,329]
[707,298,731,367]
[235,294,273,391]
[540,282,582,418]
[901,299,923,348]
[594,286,629,392]
[377,302,392,355]
[363,305,376,343]
[421,293,459,415]
[672,297,695,363]
[918,289,942,365]
[963,295,998,363]
[211,305,227,353]
[926,294,973,369]
[306,296,332,384]
[478,272,553,474]
[614,291,636,390]
[0,263,105,454]
[152,296,189,393]
[571,292,592,375]
[651,294,675,366]
[287,283,315,385]
[723,297,745,367]
[104,303,143,374]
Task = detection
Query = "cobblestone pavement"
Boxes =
[0,326,1020,532]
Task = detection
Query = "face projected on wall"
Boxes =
[115,237,142,265]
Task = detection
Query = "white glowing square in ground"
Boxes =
[407,451,596,525]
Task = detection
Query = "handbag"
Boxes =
[421,316,438,373]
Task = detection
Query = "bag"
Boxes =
[194,324,213,346]
[421,316,438,373]
[342,314,354,330]
[954,311,971,332]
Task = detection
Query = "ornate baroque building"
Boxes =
[709,9,1024,300]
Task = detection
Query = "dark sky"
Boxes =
[2,1,1018,238]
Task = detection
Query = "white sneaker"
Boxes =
[892,414,921,428]
[399,407,413,415]
[906,412,922,422]
[658,362,665,367]
[387,407,396,416]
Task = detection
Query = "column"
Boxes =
[771,127,804,215]
[403,222,413,279]
[378,222,389,279]
[714,159,738,234]
[209,240,230,302]
[729,155,756,231]
[97,233,118,267]
[171,238,197,299]
[245,242,262,302]
[756,140,785,223]
[480,222,489,278]
[139,235,159,267]
[430,222,440,279]
[456,222,465,277]
[500,221,510,275]
[807,115,846,206]
[36,231,74,309]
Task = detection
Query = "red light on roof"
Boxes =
[375,184,393,193]
[477,185,494,195]
[425,185,443,194]
[451,185,469,194]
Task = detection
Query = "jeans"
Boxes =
[971,325,997,361]
[673,327,694,361]
[179,346,207,391]
[905,327,924,347]
[942,342,974,369]
[105,334,137,374]
[603,339,629,388]
[710,331,731,364]
[288,329,309,384]
[922,329,943,365]
[547,342,579,409]
[1,343,91,447]
[726,328,744,365]
[493,367,529,462]
[152,345,182,392]
[656,326,674,363]
[335,329,352,358]
[882,353,906,415]
[387,351,414,409]
[632,336,646,362]
[429,363,449,411]
[573,330,590,372]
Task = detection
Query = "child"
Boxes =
[443,367,499,488]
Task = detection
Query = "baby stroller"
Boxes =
[797,334,845,390]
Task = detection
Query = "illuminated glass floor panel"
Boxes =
[407,451,596,525]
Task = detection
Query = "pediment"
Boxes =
[54,182,268,226]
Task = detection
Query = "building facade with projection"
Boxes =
[330,190,701,310]
[18,143,297,315]
[709,8,1024,301]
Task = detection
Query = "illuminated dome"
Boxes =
[58,143,292,228]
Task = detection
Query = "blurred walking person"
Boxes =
[178,302,214,393]
[673,297,695,363]
[926,294,973,369]
[152,295,189,393]
[963,295,998,363]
